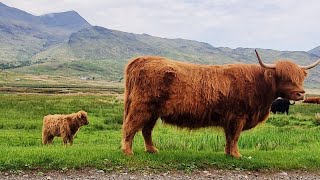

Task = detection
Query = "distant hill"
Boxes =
[33,26,319,64]
[308,46,320,57]
[20,26,319,87]
[0,2,319,88]
[0,2,91,68]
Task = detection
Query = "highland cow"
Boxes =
[42,111,89,145]
[121,50,320,158]
[303,97,320,104]
[271,98,295,115]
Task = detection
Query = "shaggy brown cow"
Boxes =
[121,50,320,158]
[42,111,89,145]
[303,97,320,104]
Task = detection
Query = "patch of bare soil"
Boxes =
[1,168,320,180]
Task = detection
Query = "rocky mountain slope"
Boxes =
[0,2,319,87]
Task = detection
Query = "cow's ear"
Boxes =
[78,113,82,119]
[264,70,273,79]
[264,70,276,88]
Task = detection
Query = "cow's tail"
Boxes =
[123,58,139,122]
[123,77,131,122]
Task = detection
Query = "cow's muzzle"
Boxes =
[295,91,305,100]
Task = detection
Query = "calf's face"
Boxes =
[78,111,89,125]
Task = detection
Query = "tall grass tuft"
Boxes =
[314,113,320,126]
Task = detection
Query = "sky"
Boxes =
[2,0,320,51]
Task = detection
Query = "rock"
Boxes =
[97,170,104,173]
[162,172,169,176]
[280,171,288,176]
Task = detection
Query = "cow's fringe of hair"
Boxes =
[275,61,306,84]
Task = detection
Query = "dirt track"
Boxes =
[1,168,320,180]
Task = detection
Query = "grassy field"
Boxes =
[0,93,320,172]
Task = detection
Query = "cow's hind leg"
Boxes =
[224,118,246,158]
[142,117,158,153]
[121,109,152,155]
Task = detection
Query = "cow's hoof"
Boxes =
[145,147,158,154]
[226,152,242,159]
[122,149,134,156]
[231,153,242,159]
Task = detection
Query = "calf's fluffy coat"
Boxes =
[42,111,89,145]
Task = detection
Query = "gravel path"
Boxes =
[1,168,320,180]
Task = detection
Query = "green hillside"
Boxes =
[0,2,91,68]
[18,26,319,88]
[0,2,319,88]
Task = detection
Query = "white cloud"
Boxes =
[2,0,320,51]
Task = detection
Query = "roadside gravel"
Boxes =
[1,168,320,180]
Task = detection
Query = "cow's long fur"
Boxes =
[121,56,311,158]
[42,111,89,145]
[303,97,320,104]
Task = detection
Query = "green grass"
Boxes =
[0,93,319,172]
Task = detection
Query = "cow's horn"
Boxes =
[255,50,276,69]
[299,59,320,70]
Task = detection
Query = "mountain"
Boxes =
[34,26,319,64]
[0,3,319,88]
[40,11,91,34]
[308,46,320,57]
[0,2,91,68]
[18,26,319,87]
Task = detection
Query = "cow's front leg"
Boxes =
[224,118,246,158]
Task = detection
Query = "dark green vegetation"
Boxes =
[1,2,319,87]
[0,93,319,172]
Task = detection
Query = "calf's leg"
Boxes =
[45,135,54,144]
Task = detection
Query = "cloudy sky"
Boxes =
[2,0,320,51]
